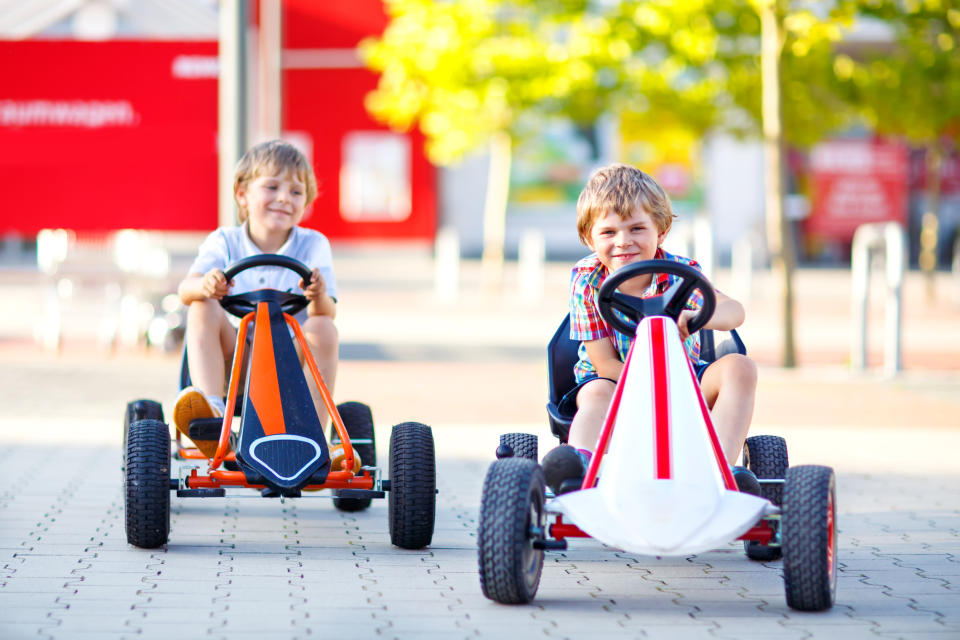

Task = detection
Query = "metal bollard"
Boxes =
[850,222,906,376]
[517,228,545,302]
[693,215,715,279]
[731,232,756,301]
[434,226,460,301]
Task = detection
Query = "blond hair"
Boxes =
[575,163,676,244]
[233,140,318,223]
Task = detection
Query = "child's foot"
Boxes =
[732,466,762,496]
[329,445,362,473]
[173,386,223,457]
[541,445,587,495]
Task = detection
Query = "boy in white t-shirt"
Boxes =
[174,140,338,456]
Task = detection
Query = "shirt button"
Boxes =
[259,278,265,284]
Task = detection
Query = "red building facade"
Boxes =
[0,0,435,241]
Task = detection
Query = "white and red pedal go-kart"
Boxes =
[477,260,837,611]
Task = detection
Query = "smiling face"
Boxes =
[236,171,307,245]
[587,206,665,274]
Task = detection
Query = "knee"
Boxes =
[303,316,338,349]
[577,379,615,409]
[186,298,222,329]
[723,354,757,390]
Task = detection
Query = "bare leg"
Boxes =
[298,315,339,427]
[698,354,758,464]
[567,378,616,452]
[186,299,236,399]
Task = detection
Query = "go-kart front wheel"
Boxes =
[388,422,436,549]
[782,465,837,611]
[477,458,546,604]
[331,401,377,512]
[124,419,171,549]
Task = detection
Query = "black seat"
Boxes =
[546,316,746,443]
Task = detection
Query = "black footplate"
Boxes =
[332,489,385,500]
[189,417,223,441]
[177,488,227,498]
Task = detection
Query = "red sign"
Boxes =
[0,40,220,234]
[0,2,436,241]
[805,139,908,241]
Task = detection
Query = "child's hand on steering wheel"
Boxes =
[677,309,697,342]
[299,268,327,303]
[202,268,233,300]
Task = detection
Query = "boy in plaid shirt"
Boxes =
[543,164,759,494]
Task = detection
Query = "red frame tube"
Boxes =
[549,515,777,545]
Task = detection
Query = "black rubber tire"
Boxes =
[743,435,788,505]
[125,419,171,549]
[388,422,436,549]
[499,433,538,461]
[743,435,788,561]
[123,399,164,470]
[331,401,376,512]
[477,458,546,604]
[782,465,837,611]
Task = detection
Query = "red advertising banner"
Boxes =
[0,40,220,234]
[805,139,908,241]
[0,5,436,241]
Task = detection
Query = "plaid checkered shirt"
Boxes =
[569,248,706,383]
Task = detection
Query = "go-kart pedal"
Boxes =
[541,445,586,495]
[732,466,762,496]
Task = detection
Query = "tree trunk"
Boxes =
[760,0,796,368]
[919,142,942,301]
[481,131,512,291]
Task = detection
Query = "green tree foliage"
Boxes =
[361,0,856,164]
[833,1,959,145]
[832,1,960,275]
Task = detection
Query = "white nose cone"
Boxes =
[553,317,769,556]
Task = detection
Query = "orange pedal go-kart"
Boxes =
[122,254,436,550]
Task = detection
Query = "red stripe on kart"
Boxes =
[650,318,671,479]
[580,331,638,490]
[249,302,286,435]
[683,349,737,490]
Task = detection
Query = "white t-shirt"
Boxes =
[188,223,337,326]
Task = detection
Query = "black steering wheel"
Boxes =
[219,254,313,318]
[597,260,717,337]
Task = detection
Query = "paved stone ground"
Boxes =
[1,248,959,639]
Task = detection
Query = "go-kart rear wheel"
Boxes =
[782,465,837,611]
[388,422,436,549]
[742,435,788,561]
[477,458,546,604]
[743,435,788,505]
[123,399,164,470]
[125,419,171,549]
[499,433,538,461]
[331,401,377,512]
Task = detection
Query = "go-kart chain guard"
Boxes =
[229,298,332,493]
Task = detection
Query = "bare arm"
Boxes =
[178,269,232,305]
[678,290,745,342]
[583,338,625,381]
[301,268,337,319]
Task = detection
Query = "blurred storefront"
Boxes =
[0,0,436,242]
